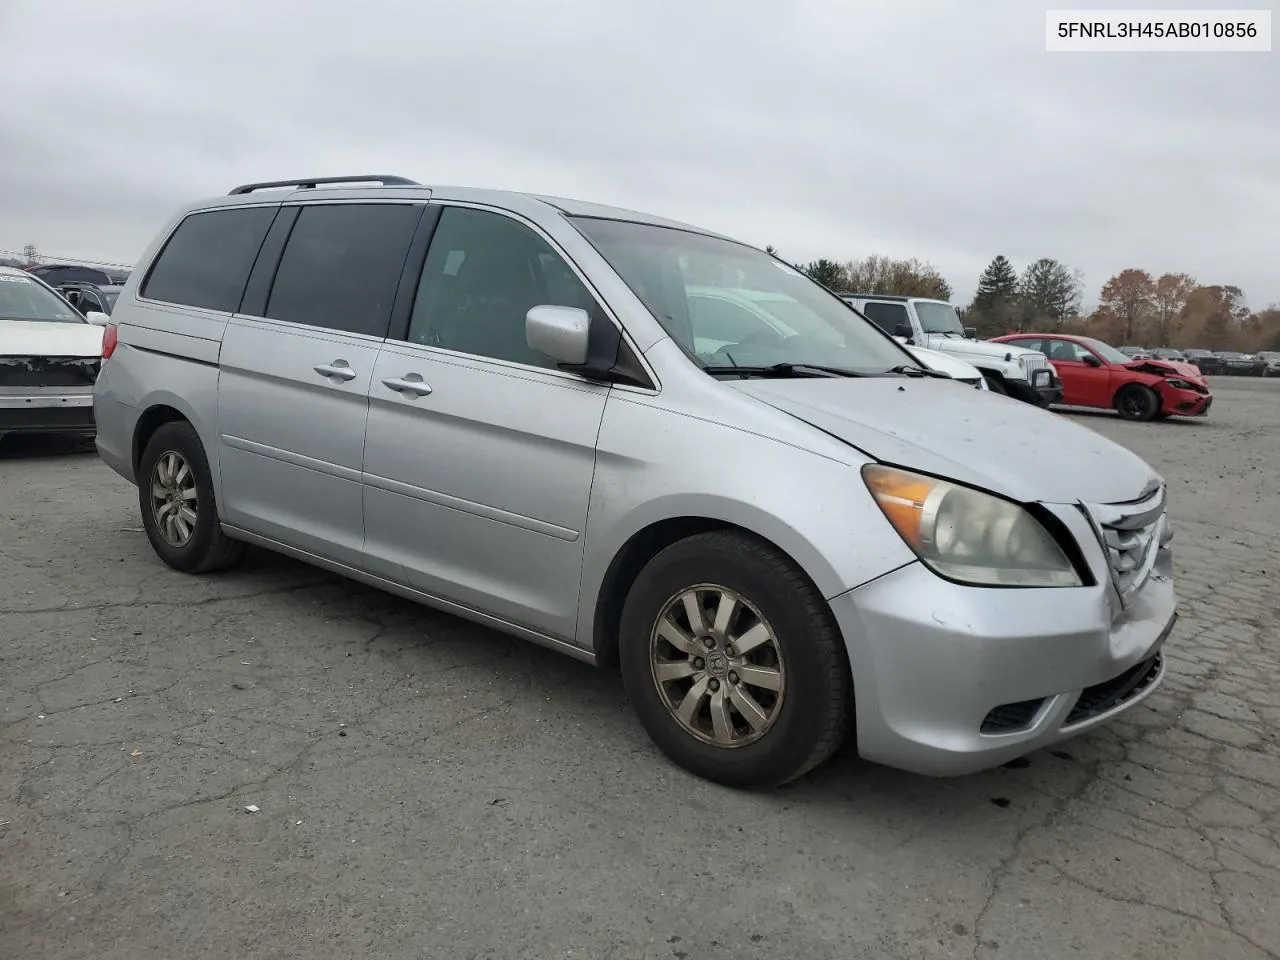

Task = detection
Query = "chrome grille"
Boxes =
[1017,351,1055,388]
[1081,483,1169,608]
[1019,352,1052,375]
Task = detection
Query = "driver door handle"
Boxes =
[382,373,433,397]
[314,360,357,382]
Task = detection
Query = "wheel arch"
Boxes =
[1110,377,1162,409]
[588,512,846,670]
[132,402,193,477]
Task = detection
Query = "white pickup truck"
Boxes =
[841,294,1063,407]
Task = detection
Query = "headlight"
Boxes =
[1166,378,1193,389]
[862,464,1083,587]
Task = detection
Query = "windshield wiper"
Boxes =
[886,364,953,380]
[705,362,867,379]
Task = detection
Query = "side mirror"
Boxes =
[1082,354,1102,367]
[527,305,590,365]
[84,310,111,326]
[893,321,914,341]
[964,326,978,339]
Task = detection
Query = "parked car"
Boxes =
[0,265,108,446]
[1181,348,1225,376]
[1148,347,1186,362]
[991,332,1212,421]
[1118,346,1153,360]
[1257,351,1280,377]
[56,281,125,317]
[1216,351,1265,376]
[686,284,989,390]
[839,294,1062,406]
[26,263,129,287]
[94,174,1177,787]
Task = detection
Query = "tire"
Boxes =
[618,530,853,789]
[138,420,246,573]
[1115,384,1160,422]
[982,373,1008,395]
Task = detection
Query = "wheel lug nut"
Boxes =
[703,636,715,649]
[693,658,704,670]
[725,645,736,657]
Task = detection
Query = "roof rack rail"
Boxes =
[228,175,422,196]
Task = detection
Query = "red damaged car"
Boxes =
[990,333,1212,421]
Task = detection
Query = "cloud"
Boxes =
[1,0,1276,308]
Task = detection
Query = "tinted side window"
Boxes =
[265,203,421,337]
[1013,338,1046,355]
[407,206,597,369]
[142,207,276,311]
[861,301,909,334]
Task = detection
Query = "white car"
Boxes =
[0,266,109,445]
[899,343,988,390]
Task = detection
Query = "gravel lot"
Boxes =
[3,377,1278,960]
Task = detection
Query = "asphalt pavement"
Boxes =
[2,377,1278,960]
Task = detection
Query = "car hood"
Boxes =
[924,335,1039,363]
[904,344,981,380]
[728,377,1159,505]
[1125,358,1205,381]
[0,319,103,358]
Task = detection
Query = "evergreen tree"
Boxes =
[972,256,1019,313]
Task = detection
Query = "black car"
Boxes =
[1182,349,1225,376]
[1216,351,1265,376]
[55,281,124,317]
[27,263,130,287]
[1258,351,1280,377]
[1149,347,1187,362]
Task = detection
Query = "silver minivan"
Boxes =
[94,175,1177,787]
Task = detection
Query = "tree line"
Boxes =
[769,247,1280,353]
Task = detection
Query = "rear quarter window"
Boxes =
[141,206,278,312]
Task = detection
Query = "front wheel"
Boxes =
[1115,384,1161,422]
[982,373,1008,395]
[618,531,853,788]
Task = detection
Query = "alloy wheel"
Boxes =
[150,450,198,547]
[649,584,786,748]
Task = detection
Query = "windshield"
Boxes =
[568,218,913,374]
[1085,338,1142,364]
[0,274,84,323]
[914,300,965,336]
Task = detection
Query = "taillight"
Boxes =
[102,322,118,360]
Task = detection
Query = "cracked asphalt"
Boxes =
[2,377,1278,960]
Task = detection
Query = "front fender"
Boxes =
[575,392,917,650]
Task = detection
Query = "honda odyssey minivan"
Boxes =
[93,175,1177,787]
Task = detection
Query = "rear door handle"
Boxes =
[314,360,357,382]
[382,373,433,397]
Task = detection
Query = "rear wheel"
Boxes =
[618,531,852,788]
[138,421,246,573]
[1115,384,1160,422]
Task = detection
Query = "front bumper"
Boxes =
[830,515,1176,776]
[1006,372,1063,407]
[0,391,96,436]
[1165,389,1212,417]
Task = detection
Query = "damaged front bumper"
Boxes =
[0,355,100,437]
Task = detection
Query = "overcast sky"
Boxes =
[1,0,1276,309]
